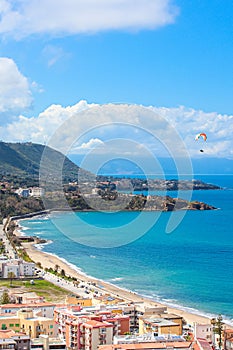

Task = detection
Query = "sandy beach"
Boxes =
[12,224,214,326]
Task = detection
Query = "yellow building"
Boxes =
[139,316,181,336]
[65,294,92,307]
[0,308,56,338]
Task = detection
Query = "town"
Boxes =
[0,215,232,350]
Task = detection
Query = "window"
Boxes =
[15,324,20,327]
[9,324,14,327]
[50,325,53,328]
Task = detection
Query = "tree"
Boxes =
[37,262,42,269]
[211,315,224,349]
[0,291,11,304]
[7,271,16,287]
[54,264,60,273]
[60,269,66,277]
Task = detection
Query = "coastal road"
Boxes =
[0,223,17,259]
[42,270,103,298]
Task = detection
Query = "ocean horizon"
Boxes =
[19,174,233,325]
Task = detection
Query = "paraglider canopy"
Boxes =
[195,132,207,141]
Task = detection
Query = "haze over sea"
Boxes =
[20,174,233,323]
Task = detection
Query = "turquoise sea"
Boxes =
[20,175,233,323]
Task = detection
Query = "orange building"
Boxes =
[54,306,130,350]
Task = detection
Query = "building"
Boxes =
[54,306,130,350]
[15,187,44,198]
[31,334,66,350]
[193,323,213,343]
[224,329,233,350]
[0,302,56,318]
[0,308,56,338]
[10,291,44,304]
[139,316,182,336]
[65,294,92,307]
[29,187,44,197]
[15,188,30,198]
[98,340,193,350]
[1,259,35,278]
[0,330,30,350]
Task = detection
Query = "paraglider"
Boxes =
[195,132,207,141]
[195,133,207,153]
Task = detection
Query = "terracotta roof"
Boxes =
[84,320,113,328]
[197,338,213,350]
[0,330,25,339]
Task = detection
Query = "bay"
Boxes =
[20,175,233,323]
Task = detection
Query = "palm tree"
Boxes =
[54,264,60,273]
[37,262,42,269]
[211,315,224,349]
[60,269,66,277]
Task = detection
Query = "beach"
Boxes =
[13,226,214,326]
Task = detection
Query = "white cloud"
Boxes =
[0,57,33,114]
[75,138,105,152]
[0,100,233,160]
[0,0,178,39]
[0,100,94,143]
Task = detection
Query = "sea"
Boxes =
[19,174,233,324]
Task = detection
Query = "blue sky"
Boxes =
[0,0,233,165]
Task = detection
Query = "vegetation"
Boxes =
[7,272,16,287]
[0,291,11,304]
[0,141,92,182]
[0,192,44,219]
[211,315,224,349]
[0,279,70,302]
[17,248,34,262]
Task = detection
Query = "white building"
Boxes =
[15,187,44,198]
[15,188,30,198]
[3,261,19,278]
[194,323,213,342]
[19,261,35,276]
[29,187,44,197]
[2,259,35,278]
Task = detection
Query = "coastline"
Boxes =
[13,224,215,327]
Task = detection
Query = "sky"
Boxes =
[0,0,233,169]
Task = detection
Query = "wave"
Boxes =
[34,240,53,250]
[109,277,124,282]
[32,240,233,327]
[135,289,233,327]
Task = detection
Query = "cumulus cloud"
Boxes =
[0,100,233,160]
[0,0,178,39]
[76,138,104,151]
[0,57,33,115]
[0,100,94,143]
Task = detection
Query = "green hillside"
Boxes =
[0,141,83,181]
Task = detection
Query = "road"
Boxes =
[41,269,103,298]
[0,223,17,259]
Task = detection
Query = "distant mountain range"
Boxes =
[0,141,82,180]
[1,141,232,182]
[69,154,233,176]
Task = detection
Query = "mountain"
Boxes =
[0,141,84,181]
[69,154,233,176]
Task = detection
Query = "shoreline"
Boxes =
[10,218,232,327]
[13,224,217,327]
